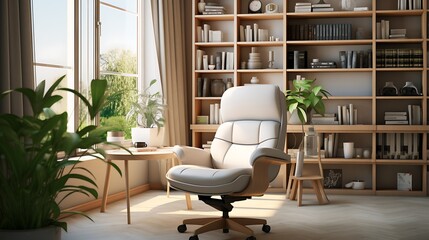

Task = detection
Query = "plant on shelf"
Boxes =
[126,79,166,145]
[284,77,330,176]
[0,75,121,238]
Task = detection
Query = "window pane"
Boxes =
[101,0,137,13]
[32,0,73,66]
[100,5,137,73]
[34,66,75,129]
[100,74,138,139]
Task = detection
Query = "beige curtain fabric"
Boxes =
[151,0,189,188]
[0,0,34,115]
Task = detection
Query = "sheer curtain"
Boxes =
[0,0,34,115]
[150,0,189,188]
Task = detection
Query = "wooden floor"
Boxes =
[63,190,429,240]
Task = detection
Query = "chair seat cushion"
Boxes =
[166,165,252,195]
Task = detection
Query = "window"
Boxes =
[32,0,75,130]
[32,0,140,138]
[99,0,138,138]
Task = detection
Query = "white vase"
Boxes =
[198,0,205,14]
[131,127,165,147]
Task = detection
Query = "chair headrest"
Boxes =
[220,85,283,123]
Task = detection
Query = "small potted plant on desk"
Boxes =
[285,75,330,176]
[0,76,121,240]
[126,79,166,147]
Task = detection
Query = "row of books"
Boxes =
[288,24,352,41]
[239,24,270,42]
[196,50,234,70]
[398,0,422,10]
[196,24,223,43]
[287,51,307,69]
[311,104,358,126]
[384,105,421,125]
[376,20,407,39]
[339,50,372,69]
[201,3,225,15]
[375,49,423,68]
[377,133,420,160]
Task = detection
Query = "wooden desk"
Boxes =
[100,148,192,224]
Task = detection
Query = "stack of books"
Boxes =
[295,3,311,12]
[202,141,212,152]
[311,113,338,125]
[312,2,334,12]
[310,60,336,69]
[384,111,408,125]
[389,29,407,39]
[203,3,225,15]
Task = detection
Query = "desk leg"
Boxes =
[101,160,112,212]
[124,160,131,224]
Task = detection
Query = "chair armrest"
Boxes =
[249,148,290,166]
[172,145,213,168]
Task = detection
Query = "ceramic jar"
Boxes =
[400,81,419,96]
[381,82,398,96]
[226,78,233,89]
[211,79,225,97]
[198,0,205,14]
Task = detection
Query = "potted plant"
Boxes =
[0,76,121,239]
[126,79,166,146]
[285,77,330,176]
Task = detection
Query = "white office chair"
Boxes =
[166,85,290,240]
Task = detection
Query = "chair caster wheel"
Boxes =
[189,235,199,240]
[177,224,187,233]
[246,236,256,240]
[262,224,271,233]
[223,228,229,233]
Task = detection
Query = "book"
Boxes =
[353,7,369,11]
[397,173,412,191]
[312,7,334,12]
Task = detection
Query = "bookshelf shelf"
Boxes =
[237,41,283,47]
[287,68,373,73]
[195,42,235,47]
[191,0,428,197]
[237,13,283,20]
[286,11,373,18]
[375,160,425,165]
[376,96,424,100]
[286,40,373,46]
[375,9,425,16]
[375,38,424,43]
[194,97,222,100]
[237,69,283,73]
[195,14,234,21]
[375,67,424,71]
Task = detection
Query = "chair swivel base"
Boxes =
[177,196,271,240]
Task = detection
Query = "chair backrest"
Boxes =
[210,85,287,180]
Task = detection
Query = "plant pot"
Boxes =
[287,110,311,125]
[131,127,165,147]
[0,226,61,240]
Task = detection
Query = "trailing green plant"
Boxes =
[0,75,121,231]
[126,79,166,128]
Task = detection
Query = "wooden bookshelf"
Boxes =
[191,0,429,196]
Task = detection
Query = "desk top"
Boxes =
[105,148,175,161]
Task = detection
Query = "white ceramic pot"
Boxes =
[131,127,165,147]
[295,150,304,177]
[0,226,61,240]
